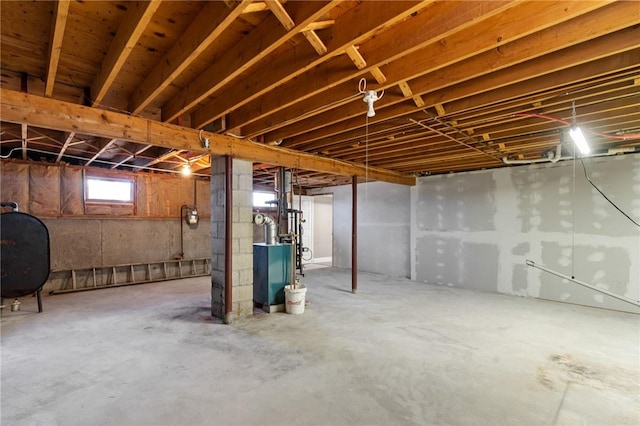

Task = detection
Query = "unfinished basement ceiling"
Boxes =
[1,1,639,190]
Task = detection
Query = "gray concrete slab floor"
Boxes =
[1,268,639,425]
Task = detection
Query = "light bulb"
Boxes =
[367,102,376,117]
[182,164,191,176]
[569,126,590,155]
[363,90,379,117]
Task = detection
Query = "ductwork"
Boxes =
[254,213,277,245]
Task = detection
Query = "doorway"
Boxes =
[291,194,333,266]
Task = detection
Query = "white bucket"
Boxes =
[284,285,307,314]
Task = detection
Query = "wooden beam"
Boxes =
[299,51,640,153]
[303,30,328,56]
[243,2,269,13]
[268,2,638,145]
[45,0,70,97]
[86,138,117,166]
[111,144,153,169]
[230,0,515,134]
[56,131,75,162]
[91,1,161,106]
[370,67,387,84]
[21,123,27,160]
[267,0,328,56]
[398,81,413,97]
[143,149,184,168]
[0,89,415,186]
[129,0,252,114]
[266,0,295,30]
[345,45,367,69]
[245,0,612,139]
[191,1,429,129]
[162,1,338,123]
[295,65,640,157]
[413,95,425,108]
[444,53,640,118]
[305,20,335,31]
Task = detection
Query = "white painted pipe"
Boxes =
[502,146,636,166]
[526,259,640,309]
[254,213,277,245]
[502,145,562,165]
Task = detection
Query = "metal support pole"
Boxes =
[526,260,640,308]
[224,155,233,321]
[352,176,357,294]
[179,205,185,258]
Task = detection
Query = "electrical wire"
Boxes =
[578,157,640,229]
[302,248,313,262]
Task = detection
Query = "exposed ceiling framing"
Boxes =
[1,1,639,190]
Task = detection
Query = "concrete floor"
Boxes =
[2,268,638,425]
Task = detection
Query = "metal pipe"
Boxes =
[502,146,637,165]
[526,259,640,308]
[224,155,233,321]
[352,176,357,294]
[253,213,277,244]
[179,205,186,258]
[1,201,19,211]
[291,234,297,288]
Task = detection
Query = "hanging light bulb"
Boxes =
[362,90,384,117]
[570,125,590,155]
[181,163,191,176]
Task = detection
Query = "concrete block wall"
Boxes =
[210,157,254,322]
[329,181,411,278]
[411,154,640,313]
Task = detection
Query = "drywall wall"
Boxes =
[329,181,411,278]
[411,153,640,313]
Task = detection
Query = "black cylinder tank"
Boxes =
[1,211,51,298]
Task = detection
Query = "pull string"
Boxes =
[365,113,369,204]
[571,100,577,279]
[572,137,576,279]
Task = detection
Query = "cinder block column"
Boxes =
[210,157,254,323]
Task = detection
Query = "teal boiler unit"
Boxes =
[253,243,292,307]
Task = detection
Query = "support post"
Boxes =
[352,176,357,294]
[224,155,233,322]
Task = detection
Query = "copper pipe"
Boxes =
[224,155,233,319]
[352,175,357,294]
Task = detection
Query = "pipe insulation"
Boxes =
[526,259,640,309]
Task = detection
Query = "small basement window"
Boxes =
[85,176,135,203]
[253,191,276,207]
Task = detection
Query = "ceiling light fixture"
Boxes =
[569,126,590,155]
[182,163,191,176]
[358,78,384,118]
[363,90,380,117]
[570,101,590,155]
